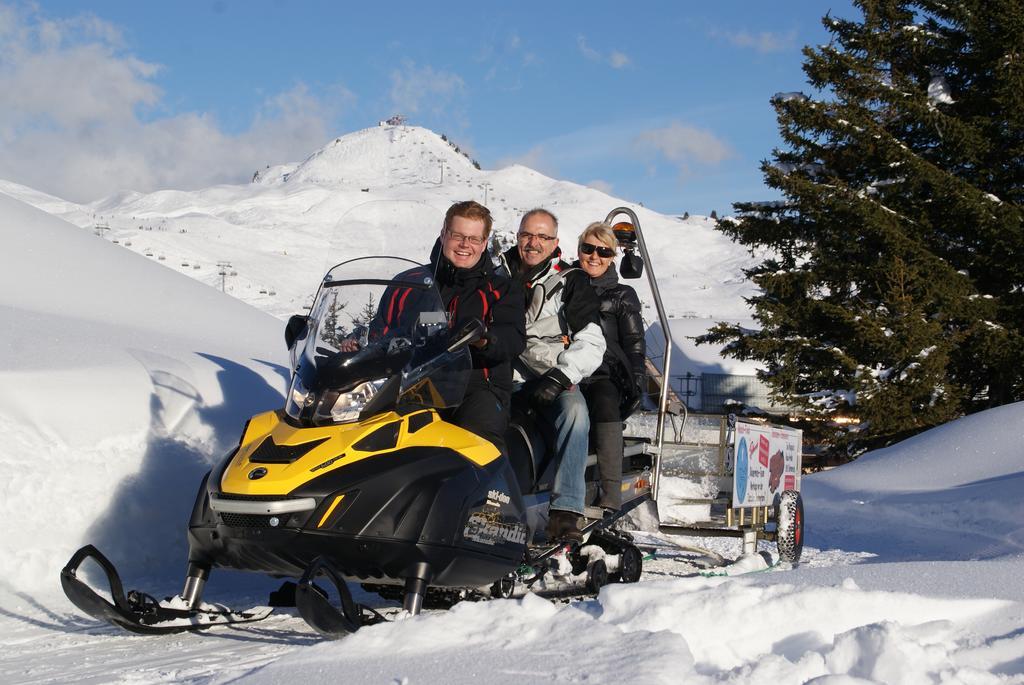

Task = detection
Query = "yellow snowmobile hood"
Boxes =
[221,409,501,496]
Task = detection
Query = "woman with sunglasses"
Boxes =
[573,222,647,513]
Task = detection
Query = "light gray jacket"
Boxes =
[499,250,606,385]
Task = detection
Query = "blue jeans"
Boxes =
[539,386,590,514]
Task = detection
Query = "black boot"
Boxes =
[594,421,623,511]
[545,509,583,543]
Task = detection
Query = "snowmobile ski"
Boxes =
[61,545,271,635]
[295,556,386,638]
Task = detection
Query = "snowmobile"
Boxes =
[61,211,661,637]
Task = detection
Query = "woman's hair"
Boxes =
[578,221,618,255]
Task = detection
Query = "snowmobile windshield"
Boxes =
[285,256,472,425]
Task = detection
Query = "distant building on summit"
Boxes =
[379,114,407,127]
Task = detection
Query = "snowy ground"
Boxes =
[1,133,1023,683]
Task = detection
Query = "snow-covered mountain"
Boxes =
[280,124,479,185]
[0,124,757,324]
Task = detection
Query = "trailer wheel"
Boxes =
[586,559,608,594]
[775,490,804,564]
[614,545,643,584]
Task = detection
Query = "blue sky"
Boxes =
[0,1,856,213]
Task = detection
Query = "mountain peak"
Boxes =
[284,124,479,186]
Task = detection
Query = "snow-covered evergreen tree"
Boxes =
[701,0,1024,455]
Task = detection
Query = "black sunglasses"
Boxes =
[580,243,615,258]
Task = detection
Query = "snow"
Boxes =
[772,91,809,103]
[1,128,1023,684]
[0,192,288,596]
[928,74,955,105]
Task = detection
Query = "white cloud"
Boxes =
[577,35,630,69]
[389,60,465,115]
[608,51,631,69]
[586,179,614,195]
[478,30,537,87]
[633,121,734,175]
[712,28,797,54]
[577,35,602,62]
[0,5,352,202]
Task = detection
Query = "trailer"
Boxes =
[606,207,805,568]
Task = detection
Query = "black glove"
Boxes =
[633,372,647,400]
[471,329,493,351]
[620,372,645,417]
[524,369,572,407]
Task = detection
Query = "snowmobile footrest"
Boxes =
[529,494,647,564]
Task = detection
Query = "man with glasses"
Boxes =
[498,208,606,542]
[428,200,526,455]
[332,201,523,455]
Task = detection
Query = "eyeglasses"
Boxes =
[444,229,486,246]
[579,243,615,258]
[517,231,557,243]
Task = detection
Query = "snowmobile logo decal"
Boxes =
[248,467,268,480]
[463,511,527,546]
[310,454,345,472]
[486,489,511,507]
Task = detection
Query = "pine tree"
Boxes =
[321,299,348,348]
[352,295,378,329]
[701,0,1024,455]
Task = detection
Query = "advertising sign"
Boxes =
[732,421,802,508]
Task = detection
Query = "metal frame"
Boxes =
[603,207,673,501]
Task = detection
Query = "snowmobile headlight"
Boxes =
[285,375,312,420]
[319,381,377,424]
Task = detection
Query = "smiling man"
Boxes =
[428,200,526,456]
[498,208,606,542]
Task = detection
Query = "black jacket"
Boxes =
[431,241,526,398]
[573,261,646,391]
